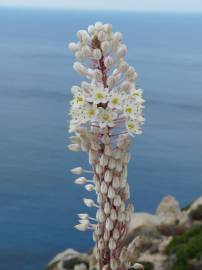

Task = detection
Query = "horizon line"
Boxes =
[1,5,202,14]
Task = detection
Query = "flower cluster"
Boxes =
[68,22,145,136]
[67,22,145,270]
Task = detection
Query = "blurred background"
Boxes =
[0,1,202,270]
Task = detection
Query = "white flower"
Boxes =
[89,86,108,104]
[71,93,85,107]
[97,108,117,128]
[108,91,123,110]
[126,120,142,136]
[83,104,97,121]
[123,100,136,118]
[130,88,145,103]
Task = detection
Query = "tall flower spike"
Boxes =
[68,22,145,270]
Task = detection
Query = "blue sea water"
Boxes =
[0,8,202,270]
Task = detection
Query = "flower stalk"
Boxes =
[68,22,145,270]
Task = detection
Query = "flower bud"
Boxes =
[74,223,88,231]
[101,134,111,144]
[73,62,88,76]
[91,141,101,151]
[77,213,88,219]
[98,30,106,42]
[109,238,116,250]
[88,25,95,35]
[120,80,132,91]
[113,32,123,42]
[101,181,108,194]
[113,195,122,207]
[118,211,125,222]
[94,69,103,81]
[95,164,103,174]
[85,184,95,192]
[104,170,113,183]
[92,49,102,60]
[68,144,80,152]
[120,246,128,262]
[112,228,120,240]
[97,193,104,204]
[71,167,83,175]
[102,265,109,270]
[68,42,79,52]
[74,177,87,185]
[112,176,120,189]
[100,154,109,167]
[103,231,110,241]
[75,50,85,61]
[104,144,112,156]
[117,44,127,59]
[101,41,111,53]
[133,263,144,270]
[108,158,116,170]
[83,198,95,207]
[117,60,129,73]
[98,238,105,250]
[113,148,122,159]
[104,202,111,214]
[107,75,116,88]
[104,56,113,69]
[95,21,103,31]
[96,208,106,223]
[81,45,91,58]
[77,30,89,44]
[110,208,117,221]
[115,160,123,172]
[108,186,115,199]
[106,217,114,231]
[104,24,112,33]
[110,259,118,270]
[69,135,81,144]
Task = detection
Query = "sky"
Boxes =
[0,0,202,12]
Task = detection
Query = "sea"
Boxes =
[0,8,202,270]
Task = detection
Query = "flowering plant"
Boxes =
[68,22,145,270]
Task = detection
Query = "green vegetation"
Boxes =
[189,205,202,220]
[166,225,202,270]
[138,262,154,270]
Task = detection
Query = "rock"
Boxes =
[129,213,161,233]
[156,195,183,225]
[188,197,202,221]
[46,249,89,270]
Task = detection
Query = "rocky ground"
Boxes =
[46,196,202,270]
